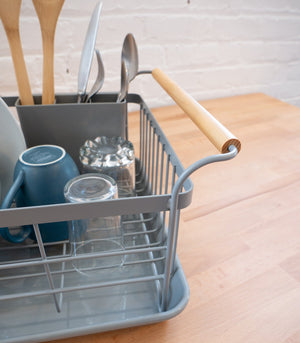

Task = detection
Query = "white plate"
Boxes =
[0,98,26,204]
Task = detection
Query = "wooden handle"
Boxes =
[41,33,55,104]
[152,68,241,153]
[6,30,34,105]
[0,0,34,105]
[32,0,65,104]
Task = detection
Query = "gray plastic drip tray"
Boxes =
[0,259,189,343]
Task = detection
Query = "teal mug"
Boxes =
[0,145,79,243]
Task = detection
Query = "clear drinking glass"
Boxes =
[79,136,135,197]
[64,173,124,276]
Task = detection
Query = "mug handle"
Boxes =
[0,170,32,243]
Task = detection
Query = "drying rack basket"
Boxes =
[0,84,240,343]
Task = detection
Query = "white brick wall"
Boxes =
[1,0,300,108]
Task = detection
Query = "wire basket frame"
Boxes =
[0,93,238,342]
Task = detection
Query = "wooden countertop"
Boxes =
[50,93,300,343]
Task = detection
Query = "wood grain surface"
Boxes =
[49,93,300,343]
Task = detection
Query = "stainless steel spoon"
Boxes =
[121,33,151,82]
[85,49,104,103]
[122,33,138,83]
[117,34,137,103]
[117,59,129,103]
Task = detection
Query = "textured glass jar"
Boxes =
[79,136,135,197]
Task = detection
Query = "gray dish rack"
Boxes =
[0,93,239,343]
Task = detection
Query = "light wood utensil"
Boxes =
[0,0,34,105]
[32,0,65,104]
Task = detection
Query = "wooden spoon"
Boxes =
[32,0,65,104]
[0,0,34,105]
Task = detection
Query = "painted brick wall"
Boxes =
[1,0,300,108]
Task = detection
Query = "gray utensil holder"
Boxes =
[15,93,127,170]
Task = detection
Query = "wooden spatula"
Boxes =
[32,0,65,104]
[0,0,34,105]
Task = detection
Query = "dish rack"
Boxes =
[0,90,240,343]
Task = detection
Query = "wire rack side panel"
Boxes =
[134,100,193,199]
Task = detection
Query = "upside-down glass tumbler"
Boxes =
[64,173,124,276]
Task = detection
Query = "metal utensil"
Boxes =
[122,33,138,83]
[117,59,129,103]
[117,35,134,103]
[117,33,150,102]
[0,0,34,105]
[32,0,65,104]
[121,33,151,82]
[85,49,105,103]
[77,1,103,103]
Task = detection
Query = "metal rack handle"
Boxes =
[152,68,241,154]
[161,145,238,311]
